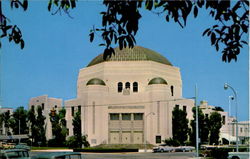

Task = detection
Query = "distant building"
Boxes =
[64,46,194,146]
[229,120,250,144]
[0,108,13,135]
[28,95,63,140]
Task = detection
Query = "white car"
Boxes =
[153,144,174,152]
[228,152,250,159]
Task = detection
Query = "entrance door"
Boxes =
[110,131,119,144]
[133,131,143,144]
[122,131,131,144]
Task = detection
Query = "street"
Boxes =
[30,151,195,159]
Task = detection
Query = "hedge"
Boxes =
[74,148,138,153]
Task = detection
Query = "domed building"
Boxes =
[64,46,194,146]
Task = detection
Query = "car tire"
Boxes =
[232,156,240,159]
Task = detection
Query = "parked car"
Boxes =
[15,143,30,150]
[153,144,174,153]
[173,146,195,152]
[33,152,83,159]
[228,152,250,159]
[0,148,30,159]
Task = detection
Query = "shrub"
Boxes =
[66,135,90,148]
[163,138,180,146]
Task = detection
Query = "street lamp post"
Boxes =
[224,83,239,152]
[228,95,234,145]
[195,85,199,158]
[144,112,155,152]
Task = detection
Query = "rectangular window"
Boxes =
[222,116,225,125]
[134,113,143,120]
[110,113,119,120]
[156,136,161,144]
[71,107,74,117]
[240,127,243,133]
[183,106,187,112]
[78,105,81,114]
[55,105,57,108]
[122,113,131,120]
[41,103,45,110]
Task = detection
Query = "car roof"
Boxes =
[0,149,29,152]
[34,152,81,158]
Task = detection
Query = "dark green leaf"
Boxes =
[241,40,248,45]
[166,15,169,22]
[202,28,210,36]
[145,0,153,10]
[23,0,28,11]
[20,40,25,49]
[194,6,198,18]
[15,2,19,8]
[211,32,216,45]
[89,32,94,42]
[99,44,106,46]
[48,0,52,11]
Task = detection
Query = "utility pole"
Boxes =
[195,84,199,157]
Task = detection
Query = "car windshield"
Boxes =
[159,144,167,146]
[6,151,29,158]
[55,154,81,159]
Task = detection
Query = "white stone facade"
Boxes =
[64,46,194,146]
[28,95,63,140]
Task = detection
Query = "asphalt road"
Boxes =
[30,152,195,159]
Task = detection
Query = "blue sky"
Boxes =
[1,1,249,121]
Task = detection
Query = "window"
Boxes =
[122,113,131,120]
[183,106,187,112]
[125,82,130,89]
[156,136,161,144]
[133,82,138,92]
[171,86,174,96]
[118,82,123,93]
[110,113,119,120]
[71,107,74,117]
[134,113,143,120]
[41,103,45,110]
[240,127,243,133]
[222,116,226,125]
[78,105,81,114]
[55,105,57,108]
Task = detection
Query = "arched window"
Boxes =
[171,86,174,96]
[125,82,130,89]
[118,82,123,93]
[133,82,138,92]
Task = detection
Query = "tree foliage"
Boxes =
[27,106,46,146]
[209,111,222,145]
[68,111,90,148]
[49,108,67,146]
[172,105,189,145]
[1,0,248,62]
[2,110,11,135]
[9,106,29,135]
[91,0,249,62]
[190,107,209,146]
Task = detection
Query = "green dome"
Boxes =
[87,46,172,67]
[86,78,106,86]
[148,77,168,85]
